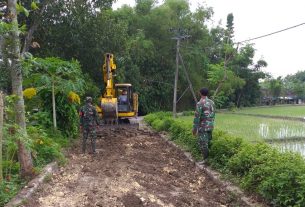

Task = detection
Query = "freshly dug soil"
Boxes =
[23,126,246,207]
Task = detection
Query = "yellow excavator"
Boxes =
[97,53,138,127]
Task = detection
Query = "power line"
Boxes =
[236,22,305,44]
[143,79,173,86]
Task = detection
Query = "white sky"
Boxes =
[113,0,305,78]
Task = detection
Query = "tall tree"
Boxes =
[6,0,34,178]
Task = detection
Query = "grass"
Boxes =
[230,105,305,118]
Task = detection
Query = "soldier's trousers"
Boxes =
[198,131,212,159]
[82,127,96,153]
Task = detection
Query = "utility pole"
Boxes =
[170,28,190,118]
[173,38,180,118]
[171,28,191,118]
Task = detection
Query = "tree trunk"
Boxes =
[0,91,4,182]
[7,0,34,178]
[52,81,57,129]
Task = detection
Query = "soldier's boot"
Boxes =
[202,146,209,160]
[91,136,96,154]
[199,140,209,160]
[82,137,87,153]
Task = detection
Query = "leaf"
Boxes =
[23,7,30,17]
[19,24,27,33]
[16,3,23,14]
[16,3,29,17]
[31,1,39,10]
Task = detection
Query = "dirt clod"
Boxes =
[121,193,143,207]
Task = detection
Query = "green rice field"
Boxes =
[179,108,305,156]
[180,114,305,142]
[231,105,305,118]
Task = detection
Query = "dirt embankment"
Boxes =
[23,126,246,207]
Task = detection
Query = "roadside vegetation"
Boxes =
[145,111,305,207]
[0,57,84,205]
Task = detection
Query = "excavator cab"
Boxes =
[115,83,138,119]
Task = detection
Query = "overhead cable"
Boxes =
[236,22,305,44]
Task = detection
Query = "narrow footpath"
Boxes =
[23,125,247,207]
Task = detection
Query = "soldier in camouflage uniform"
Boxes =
[80,97,99,154]
[193,88,215,160]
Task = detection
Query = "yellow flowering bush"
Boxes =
[23,87,37,99]
[68,91,80,104]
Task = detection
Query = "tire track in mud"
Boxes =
[23,126,246,207]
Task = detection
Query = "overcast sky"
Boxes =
[113,0,305,78]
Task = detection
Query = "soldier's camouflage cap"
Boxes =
[85,97,92,103]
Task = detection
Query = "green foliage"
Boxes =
[0,21,14,34]
[30,1,39,10]
[53,94,80,138]
[181,111,194,116]
[0,94,68,206]
[23,57,85,95]
[27,111,53,128]
[208,130,244,169]
[227,142,274,176]
[0,176,24,206]
[2,161,20,176]
[145,112,305,206]
[16,3,29,17]
[28,126,66,166]
[38,91,80,138]
[23,57,85,137]
[145,112,201,160]
[283,71,305,98]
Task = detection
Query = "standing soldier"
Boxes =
[80,97,99,154]
[192,88,215,162]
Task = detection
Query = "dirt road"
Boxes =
[24,125,246,207]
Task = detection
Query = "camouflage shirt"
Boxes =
[193,97,215,132]
[80,103,99,127]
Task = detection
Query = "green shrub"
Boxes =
[28,126,66,166]
[227,142,273,176]
[28,111,52,128]
[0,176,23,206]
[181,111,194,116]
[208,130,244,169]
[39,90,80,138]
[144,113,158,124]
[242,152,305,206]
[2,160,20,176]
[145,112,200,158]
